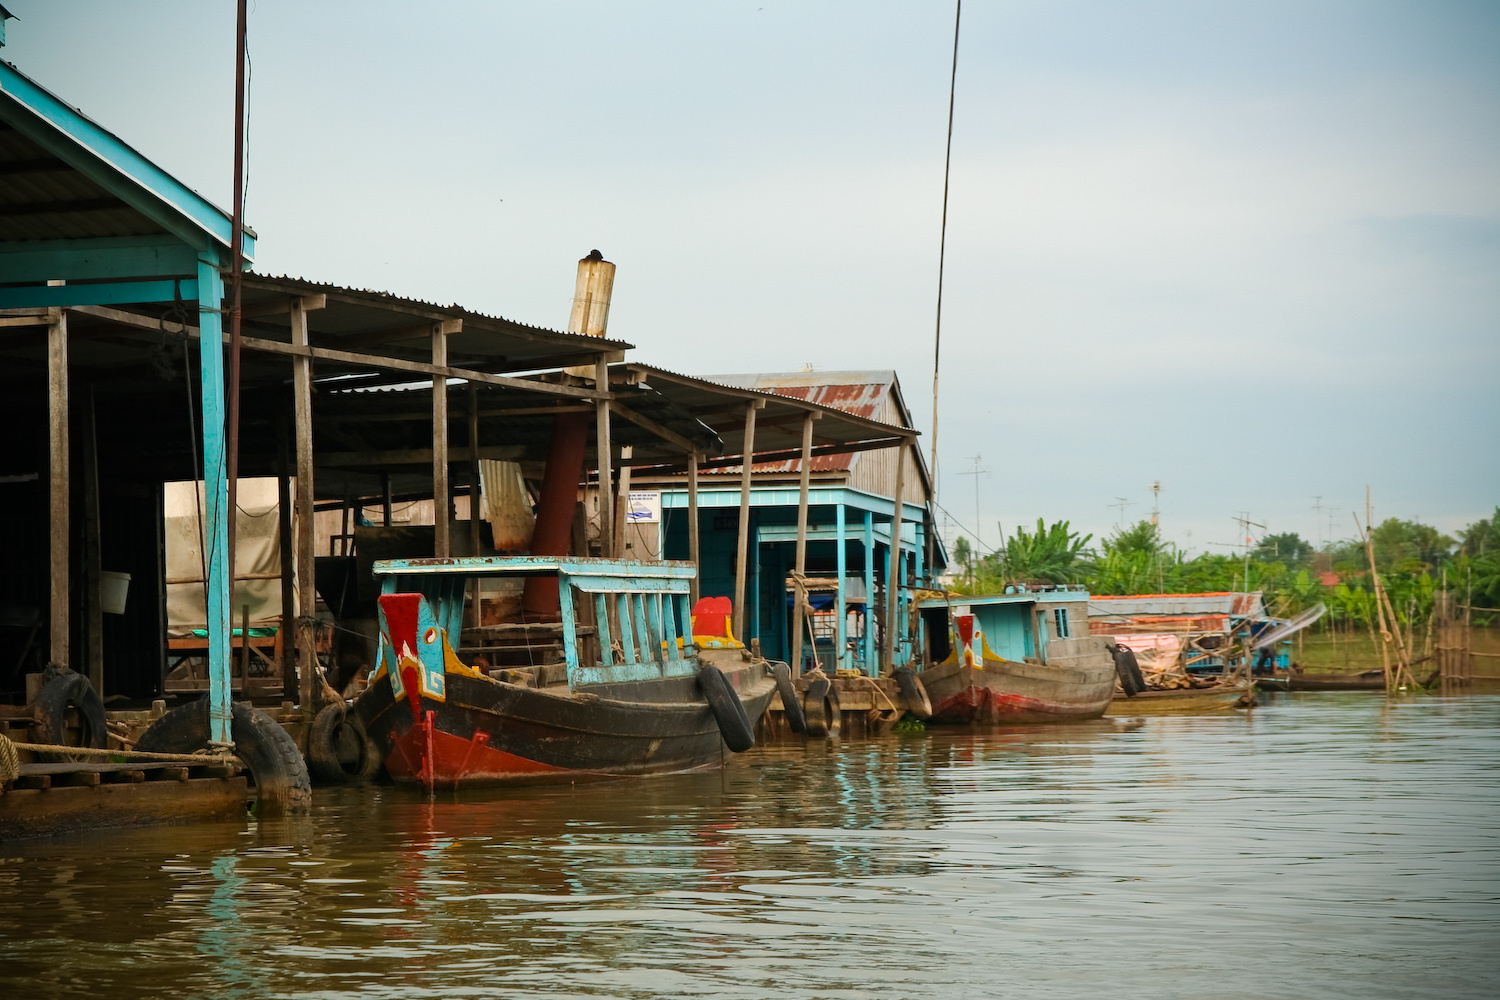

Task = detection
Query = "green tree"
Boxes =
[1255,532,1313,568]
[1369,518,1454,573]
[991,519,1092,586]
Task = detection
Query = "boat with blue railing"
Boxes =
[343,556,781,791]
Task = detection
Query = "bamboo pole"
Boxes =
[790,412,815,673]
[732,401,761,642]
[687,450,701,605]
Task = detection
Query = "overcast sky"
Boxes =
[7,1,1497,556]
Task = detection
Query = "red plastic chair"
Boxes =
[691,596,734,640]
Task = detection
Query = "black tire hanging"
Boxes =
[770,662,807,734]
[1113,646,1147,697]
[698,664,755,752]
[307,702,382,784]
[893,666,933,719]
[802,674,841,739]
[136,699,312,816]
[29,663,108,755]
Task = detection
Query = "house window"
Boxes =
[1053,608,1070,639]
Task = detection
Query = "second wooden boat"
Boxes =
[917,591,1118,724]
[1105,682,1257,714]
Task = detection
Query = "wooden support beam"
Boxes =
[67,305,602,400]
[433,324,450,558]
[615,446,633,558]
[291,297,317,724]
[687,450,701,605]
[595,357,613,559]
[790,412,816,674]
[82,386,103,695]
[608,401,699,454]
[241,293,326,320]
[629,435,910,476]
[882,446,906,675]
[732,400,763,642]
[47,303,68,669]
[468,383,482,557]
[275,420,298,701]
[317,445,524,468]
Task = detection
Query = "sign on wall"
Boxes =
[627,491,661,523]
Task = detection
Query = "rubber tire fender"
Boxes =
[307,702,383,784]
[1113,646,1147,697]
[770,661,807,734]
[893,666,933,720]
[802,675,842,739]
[136,699,312,816]
[697,664,756,753]
[29,663,107,752]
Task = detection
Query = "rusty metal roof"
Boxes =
[619,364,915,480]
[1088,592,1265,618]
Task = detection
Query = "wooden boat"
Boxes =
[345,556,778,790]
[917,592,1118,724]
[1105,681,1257,714]
[1283,669,1385,691]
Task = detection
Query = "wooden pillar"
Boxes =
[835,501,847,672]
[863,510,875,676]
[197,258,232,745]
[47,304,69,669]
[432,323,450,558]
[882,444,906,674]
[382,471,393,526]
[594,357,613,558]
[82,385,103,694]
[790,411,815,673]
[687,450,701,604]
[468,383,482,555]
[275,422,297,701]
[614,446,633,558]
[291,296,317,722]
[732,400,761,642]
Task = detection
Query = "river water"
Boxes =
[2,692,1497,999]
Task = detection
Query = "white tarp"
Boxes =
[164,478,291,632]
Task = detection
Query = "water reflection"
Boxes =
[1,694,1497,999]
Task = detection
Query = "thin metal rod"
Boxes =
[929,0,961,503]
[225,0,248,594]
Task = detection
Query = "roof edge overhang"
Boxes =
[0,60,252,260]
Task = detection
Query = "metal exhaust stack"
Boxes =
[523,251,616,618]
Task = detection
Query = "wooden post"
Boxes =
[615,446,633,558]
[432,323,450,558]
[790,412,815,673]
[594,357,613,558]
[82,385,103,695]
[835,501,847,672]
[732,400,761,642]
[882,443,906,674]
[47,303,69,670]
[382,471,393,526]
[468,383,482,556]
[863,510,875,676]
[687,450,701,604]
[275,422,297,701]
[291,297,317,722]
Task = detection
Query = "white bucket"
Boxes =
[100,570,131,615]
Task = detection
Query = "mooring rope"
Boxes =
[0,736,240,768]
[0,733,19,785]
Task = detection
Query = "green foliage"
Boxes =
[995,519,1093,586]
[1256,532,1313,568]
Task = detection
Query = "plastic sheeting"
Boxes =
[164,478,290,632]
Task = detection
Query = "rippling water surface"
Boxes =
[2,693,1497,999]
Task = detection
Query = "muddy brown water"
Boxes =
[2,692,1497,999]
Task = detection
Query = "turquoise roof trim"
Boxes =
[0,60,253,260]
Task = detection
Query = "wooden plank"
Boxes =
[48,303,69,669]
[687,450,701,604]
[291,298,317,724]
[433,323,450,558]
[732,400,762,642]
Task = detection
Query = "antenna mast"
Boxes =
[929,1,962,505]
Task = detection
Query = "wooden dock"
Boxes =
[1,758,248,841]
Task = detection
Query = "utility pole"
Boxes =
[1232,512,1266,592]
[1312,496,1324,548]
[1109,497,1133,530]
[1148,481,1162,528]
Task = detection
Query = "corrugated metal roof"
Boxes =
[1088,592,1264,617]
[697,371,901,475]
[0,115,161,241]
